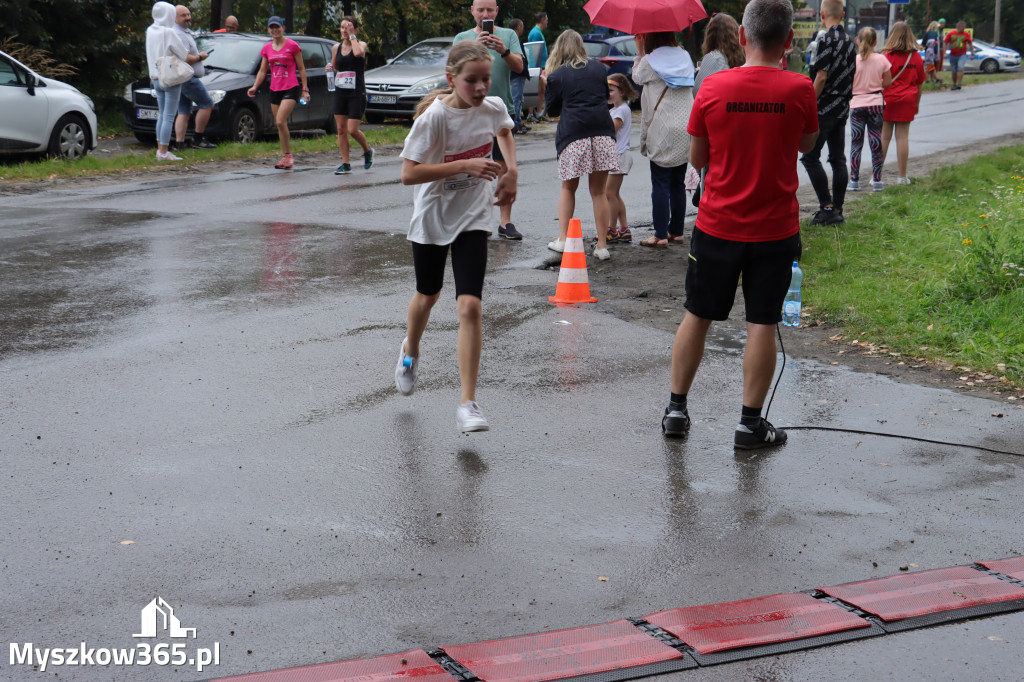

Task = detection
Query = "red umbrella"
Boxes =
[583,0,708,35]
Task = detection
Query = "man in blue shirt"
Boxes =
[526,11,549,122]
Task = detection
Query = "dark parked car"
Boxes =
[123,32,337,144]
[582,34,640,90]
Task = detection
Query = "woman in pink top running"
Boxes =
[847,27,892,192]
[248,16,309,169]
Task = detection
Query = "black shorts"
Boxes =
[684,227,802,325]
[333,92,366,119]
[270,86,301,105]
[411,230,489,299]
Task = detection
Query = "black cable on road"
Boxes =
[780,425,1024,458]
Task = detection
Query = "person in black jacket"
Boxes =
[543,30,618,260]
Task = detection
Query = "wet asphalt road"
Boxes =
[1,81,1023,681]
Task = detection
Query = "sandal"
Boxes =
[667,235,685,244]
[639,236,668,248]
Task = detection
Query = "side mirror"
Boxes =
[27,76,37,96]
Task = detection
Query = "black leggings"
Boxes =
[411,230,488,299]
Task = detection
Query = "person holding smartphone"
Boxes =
[454,0,526,241]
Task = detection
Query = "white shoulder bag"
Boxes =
[157,54,193,87]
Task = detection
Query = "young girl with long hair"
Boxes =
[543,30,618,260]
[847,27,892,192]
[880,22,925,186]
[394,41,517,433]
[605,73,637,242]
[248,16,309,169]
[694,12,744,94]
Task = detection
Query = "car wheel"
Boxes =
[365,112,384,124]
[981,58,999,74]
[47,114,90,160]
[134,132,156,146]
[230,107,261,143]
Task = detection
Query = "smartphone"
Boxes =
[482,19,494,34]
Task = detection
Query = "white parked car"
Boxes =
[0,50,98,160]
[950,39,1021,74]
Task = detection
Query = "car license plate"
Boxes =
[368,94,397,104]
[136,108,159,120]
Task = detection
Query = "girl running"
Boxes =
[248,16,308,169]
[394,41,517,433]
[605,73,637,242]
[330,16,374,174]
[847,27,892,192]
[543,30,618,260]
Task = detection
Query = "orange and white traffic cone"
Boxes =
[549,218,597,305]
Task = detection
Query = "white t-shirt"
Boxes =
[610,103,631,155]
[401,96,514,245]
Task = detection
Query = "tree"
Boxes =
[905,0,1022,50]
[2,0,150,106]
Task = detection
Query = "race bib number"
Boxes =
[443,141,493,191]
[335,71,356,89]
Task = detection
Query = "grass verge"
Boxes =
[801,145,1024,388]
[919,71,1024,93]
[0,127,410,183]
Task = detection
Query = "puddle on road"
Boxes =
[1,208,526,359]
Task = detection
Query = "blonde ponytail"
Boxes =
[857,27,877,61]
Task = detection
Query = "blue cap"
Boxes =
[267,16,284,28]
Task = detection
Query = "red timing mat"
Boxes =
[978,557,1024,582]
[209,648,452,682]
[819,566,1024,622]
[442,619,684,682]
[644,592,869,655]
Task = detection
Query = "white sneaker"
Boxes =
[896,176,912,186]
[456,401,489,432]
[547,239,565,253]
[156,150,182,161]
[593,247,610,261]
[395,337,417,395]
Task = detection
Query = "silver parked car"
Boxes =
[0,50,98,160]
[364,37,540,122]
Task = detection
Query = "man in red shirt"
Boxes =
[662,0,818,449]
[944,20,975,91]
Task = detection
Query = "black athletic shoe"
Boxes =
[499,223,523,240]
[823,209,845,225]
[662,407,691,437]
[364,147,374,170]
[191,136,217,150]
[734,418,787,449]
[810,207,837,225]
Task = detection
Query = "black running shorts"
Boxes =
[333,93,366,119]
[411,230,489,299]
[684,227,802,325]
